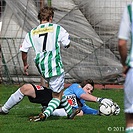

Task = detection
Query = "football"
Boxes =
[99,102,120,116]
[99,103,112,116]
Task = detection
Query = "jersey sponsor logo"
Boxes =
[66,94,78,106]
[35,85,44,90]
[32,26,54,35]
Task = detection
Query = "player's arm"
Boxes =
[22,52,28,66]
[59,26,70,48]
[20,33,31,75]
[118,6,130,74]
[80,93,113,107]
[118,39,127,66]
[80,93,97,102]
[118,39,129,74]
[21,51,29,75]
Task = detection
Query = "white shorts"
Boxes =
[124,68,133,113]
[46,72,65,93]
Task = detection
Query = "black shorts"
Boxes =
[28,84,52,106]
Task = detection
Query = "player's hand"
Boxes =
[97,98,113,107]
[113,102,120,115]
[29,113,46,122]
[123,66,130,76]
[24,64,29,75]
[64,44,70,48]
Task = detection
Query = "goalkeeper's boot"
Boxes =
[68,107,81,119]
[29,113,46,122]
[0,107,8,115]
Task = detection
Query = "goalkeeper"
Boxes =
[0,79,114,116]
[52,79,115,116]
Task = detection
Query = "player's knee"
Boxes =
[20,84,32,95]
[77,110,84,116]
[52,91,63,99]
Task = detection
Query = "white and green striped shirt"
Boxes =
[20,23,70,78]
[118,2,133,67]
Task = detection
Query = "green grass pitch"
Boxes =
[0,84,125,133]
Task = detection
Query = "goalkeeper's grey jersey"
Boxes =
[20,23,70,78]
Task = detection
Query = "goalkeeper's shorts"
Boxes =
[28,84,52,106]
[124,68,133,113]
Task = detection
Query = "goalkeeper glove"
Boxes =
[96,98,113,107]
[113,102,120,115]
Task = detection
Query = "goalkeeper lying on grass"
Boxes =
[0,79,120,120]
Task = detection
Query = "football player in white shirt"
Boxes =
[118,2,133,133]
[20,6,79,121]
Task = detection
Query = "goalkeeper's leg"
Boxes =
[0,88,24,114]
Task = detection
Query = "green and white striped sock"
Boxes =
[60,95,72,115]
[126,127,133,133]
[44,98,60,118]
